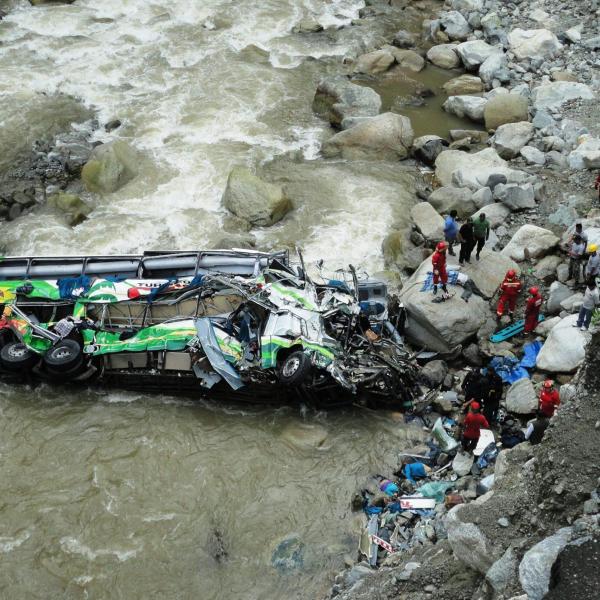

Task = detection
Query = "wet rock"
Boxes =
[486,547,517,595]
[271,534,305,572]
[449,129,488,143]
[568,135,600,170]
[505,378,537,414]
[400,257,489,353]
[410,202,444,241]
[426,44,461,69]
[292,18,323,34]
[29,0,76,4]
[354,49,395,75]
[443,75,483,95]
[484,94,529,130]
[456,40,503,70]
[393,30,418,49]
[280,423,328,449]
[212,232,256,249]
[519,528,572,600]
[222,167,292,227]
[443,95,487,123]
[536,315,587,373]
[531,81,594,112]
[313,77,381,129]
[81,140,138,194]
[492,121,534,159]
[428,186,476,217]
[507,28,562,61]
[439,11,471,42]
[386,47,425,72]
[495,182,536,211]
[322,113,414,161]
[420,359,448,387]
[412,135,447,166]
[445,505,496,574]
[47,192,92,227]
[501,225,559,261]
[520,146,546,166]
[104,119,122,133]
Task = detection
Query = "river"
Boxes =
[1,1,451,598]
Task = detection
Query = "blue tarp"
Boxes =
[57,276,92,299]
[489,341,543,383]
[519,340,543,369]
[420,270,460,292]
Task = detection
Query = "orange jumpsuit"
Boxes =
[497,276,522,317]
[432,250,448,285]
[524,292,543,332]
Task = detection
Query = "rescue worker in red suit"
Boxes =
[461,401,489,452]
[524,286,543,333]
[539,379,560,417]
[496,269,522,321]
[432,241,449,297]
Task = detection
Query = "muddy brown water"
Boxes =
[0,1,471,598]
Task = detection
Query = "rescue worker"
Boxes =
[461,401,489,452]
[524,286,543,334]
[567,233,586,284]
[585,244,600,279]
[539,379,560,417]
[443,210,459,256]
[432,241,449,297]
[496,269,522,322]
[458,217,475,265]
[483,367,503,425]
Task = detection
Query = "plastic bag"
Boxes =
[417,481,455,503]
[431,417,459,452]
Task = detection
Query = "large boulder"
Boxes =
[460,248,519,299]
[399,257,490,353]
[386,48,426,72]
[568,135,600,170]
[484,94,529,130]
[445,505,496,574]
[443,95,487,123]
[531,82,594,112]
[439,11,471,41]
[494,183,536,211]
[536,315,587,373]
[479,53,510,85]
[505,378,537,414]
[353,49,395,75]
[501,225,559,261]
[519,528,572,600]
[443,75,484,95]
[507,28,562,61]
[29,0,76,4]
[547,281,572,314]
[47,192,92,226]
[313,77,381,128]
[321,113,414,161]
[412,135,447,166]
[486,548,517,596]
[428,186,476,217]
[410,202,444,240]
[81,140,139,194]
[472,203,510,228]
[426,44,461,69]
[222,167,292,227]
[456,40,503,70]
[492,121,535,158]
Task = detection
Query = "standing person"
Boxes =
[461,401,489,452]
[585,244,600,280]
[567,222,588,245]
[462,368,489,404]
[524,286,543,334]
[483,367,503,425]
[444,210,459,256]
[496,269,522,322]
[525,411,550,445]
[539,380,560,417]
[567,234,586,285]
[595,172,600,204]
[431,241,449,297]
[473,213,490,261]
[573,279,600,331]
[458,217,475,265]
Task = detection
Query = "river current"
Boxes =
[0,1,438,598]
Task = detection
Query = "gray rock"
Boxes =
[353,49,395,75]
[222,167,292,227]
[492,121,535,158]
[472,203,510,228]
[439,11,471,41]
[560,292,584,312]
[532,110,555,129]
[505,378,537,414]
[507,28,562,61]
[428,186,477,217]
[443,75,484,95]
[568,135,600,170]
[386,47,426,72]
[452,451,474,476]
[479,52,510,85]
[313,76,381,128]
[519,528,572,600]
[413,135,447,165]
[536,315,587,373]
[443,95,488,123]
[471,187,493,209]
[531,81,594,111]
[520,146,546,165]
[484,94,529,130]
[322,112,414,161]
[533,255,562,281]
[410,202,445,240]
[81,140,138,194]
[486,547,516,594]
[456,40,503,70]
[547,281,573,314]
[583,35,600,50]
[463,343,483,366]
[495,182,536,211]
[393,30,418,48]
[426,44,461,69]
[421,359,448,387]
[458,248,519,298]
[501,225,559,260]
[292,18,323,34]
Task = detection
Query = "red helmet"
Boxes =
[529,286,539,295]
[506,269,517,279]
[543,379,554,389]
[436,241,447,252]
[470,401,480,411]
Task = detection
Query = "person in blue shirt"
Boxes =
[443,210,459,256]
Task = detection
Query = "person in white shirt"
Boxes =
[567,234,586,284]
[574,280,600,330]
